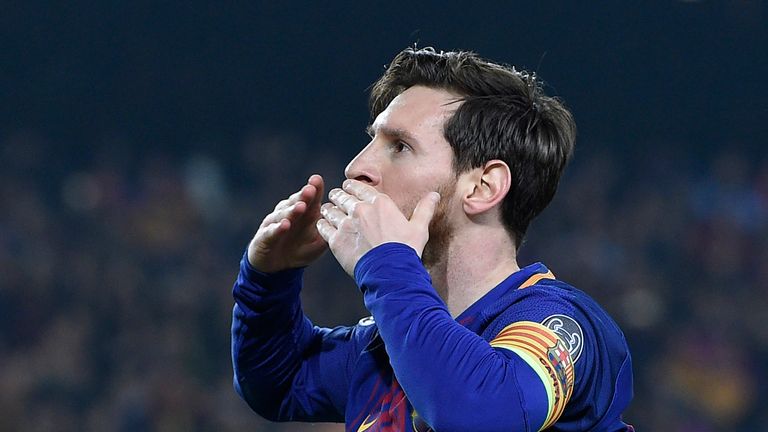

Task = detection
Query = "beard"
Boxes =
[422,196,452,267]
[408,179,456,268]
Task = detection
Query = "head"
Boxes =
[346,47,576,254]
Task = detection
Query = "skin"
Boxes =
[317,85,463,275]
[249,86,520,316]
[247,174,327,274]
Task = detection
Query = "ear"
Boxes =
[461,160,511,216]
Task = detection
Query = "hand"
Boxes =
[247,175,328,273]
[316,179,440,276]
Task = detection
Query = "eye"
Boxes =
[391,140,411,153]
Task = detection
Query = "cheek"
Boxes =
[382,183,422,219]
[392,174,457,220]
[380,171,418,210]
[390,190,420,219]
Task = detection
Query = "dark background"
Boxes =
[1,2,766,431]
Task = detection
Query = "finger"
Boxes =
[328,188,361,215]
[285,176,323,209]
[288,185,310,205]
[306,174,324,208]
[267,188,307,219]
[320,203,347,228]
[261,200,307,228]
[264,179,318,227]
[410,192,441,228]
[315,218,335,243]
[342,179,378,202]
[258,218,291,246]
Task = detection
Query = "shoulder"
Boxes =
[482,277,630,386]
[485,277,632,418]
[483,279,625,350]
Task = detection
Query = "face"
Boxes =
[345,86,461,264]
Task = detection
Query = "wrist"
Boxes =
[354,242,423,290]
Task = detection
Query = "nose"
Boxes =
[344,142,381,186]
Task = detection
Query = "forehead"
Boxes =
[373,86,461,136]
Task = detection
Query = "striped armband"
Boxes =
[490,321,576,430]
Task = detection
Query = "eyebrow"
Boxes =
[366,124,420,145]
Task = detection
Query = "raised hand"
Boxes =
[247,175,328,273]
[316,179,440,276]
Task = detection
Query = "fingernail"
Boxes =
[431,192,441,202]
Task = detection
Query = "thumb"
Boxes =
[410,192,441,228]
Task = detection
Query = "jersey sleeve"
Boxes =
[483,278,633,431]
[231,250,372,422]
[354,243,579,432]
[488,321,575,429]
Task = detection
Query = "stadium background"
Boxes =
[1,2,767,431]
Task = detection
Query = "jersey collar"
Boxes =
[455,262,555,333]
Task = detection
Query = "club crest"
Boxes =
[542,314,584,363]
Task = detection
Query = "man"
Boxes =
[231,47,633,431]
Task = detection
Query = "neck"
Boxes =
[426,224,520,318]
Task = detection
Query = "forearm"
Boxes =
[355,243,548,431]
[231,253,315,420]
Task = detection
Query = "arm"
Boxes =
[355,244,561,432]
[232,175,360,421]
[316,180,573,431]
[232,253,365,421]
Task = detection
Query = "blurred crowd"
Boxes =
[0,130,766,431]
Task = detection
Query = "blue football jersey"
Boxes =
[232,243,633,431]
